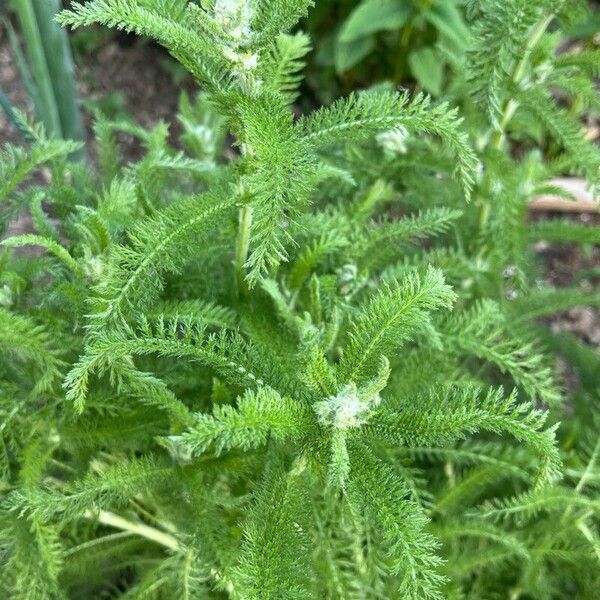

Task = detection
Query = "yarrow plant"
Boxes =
[0,1,599,598]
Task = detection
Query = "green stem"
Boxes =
[354,178,395,223]
[87,509,180,550]
[32,0,84,144]
[4,18,39,133]
[479,13,554,232]
[489,14,554,151]
[63,531,134,557]
[575,439,600,495]
[490,99,519,151]
[577,519,600,561]
[12,0,63,138]
[561,440,600,523]
[235,203,253,295]
[86,510,239,593]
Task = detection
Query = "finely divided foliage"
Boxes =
[0,0,599,598]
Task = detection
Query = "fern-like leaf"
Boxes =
[339,266,456,384]
[88,188,234,326]
[370,385,561,487]
[348,442,446,600]
[168,387,314,456]
[297,91,478,199]
[231,456,312,599]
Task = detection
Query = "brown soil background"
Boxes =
[0,29,194,156]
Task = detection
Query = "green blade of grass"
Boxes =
[32,0,84,144]
[11,0,63,138]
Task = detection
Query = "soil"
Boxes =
[0,27,26,148]
[0,28,194,159]
[1,27,193,237]
[533,211,600,346]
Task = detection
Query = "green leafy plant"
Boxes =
[303,0,470,102]
[0,1,598,598]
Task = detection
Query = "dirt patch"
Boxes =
[532,212,600,347]
[0,27,29,147]
[0,28,194,160]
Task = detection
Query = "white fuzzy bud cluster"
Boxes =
[490,178,503,196]
[314,384,380,430]
[502,264,517,279]
[82,254,105,280]
[377,125,409,155]
[193,124,217,155]
[222,47,259,71]
[337,263,360,297]
[213,0,259,81]
[162,436,194,465]
[213,0,253,43]
[337,263,357,284]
